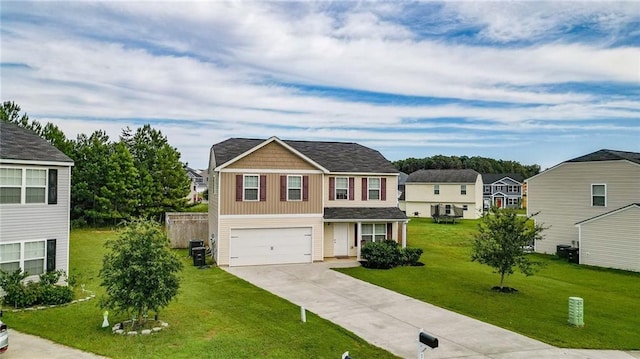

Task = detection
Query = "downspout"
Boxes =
[356,221,362,260]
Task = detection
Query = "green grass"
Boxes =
[336,218,640,350]
[182,202,208,212]
[3,229,396,359]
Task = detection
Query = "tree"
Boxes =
[470,207,546,291]
[99,219,183,328]
[121,125,190,221]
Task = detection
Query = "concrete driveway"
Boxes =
[224,261,639,359]
[3,330,108,359]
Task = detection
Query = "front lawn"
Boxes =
[4,229,396,359]
[336,218,640,349]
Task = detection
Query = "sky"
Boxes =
[2,1,639,171]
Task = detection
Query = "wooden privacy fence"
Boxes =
[165,212,208,249]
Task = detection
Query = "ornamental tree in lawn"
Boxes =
[471,207,546,291]
[100,219,183,328]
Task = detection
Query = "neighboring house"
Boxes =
[208,137,407,266]
[481,173,525,210]
[397,172,408,212]
[403,169,483,219]
[0,122,74,280]
[527,149,640,272]
[185,166,207,203]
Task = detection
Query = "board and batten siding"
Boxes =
[0,165,71,275]
[528,160,640,254]
[216,216,324,266]
[219,172,324,215]
[579,205,640,272]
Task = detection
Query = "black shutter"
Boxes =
[48,169,58,205]
[46,239,57,272]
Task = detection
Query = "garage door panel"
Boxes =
[230,227,312,266]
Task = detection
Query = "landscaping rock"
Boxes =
[115,329,124,335]
[141,329,152,335]
[127,331,138,336]
[161,322,169,328]
[152,327,162,332]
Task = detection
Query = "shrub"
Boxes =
[400,247,424,266]
[0,269,74,308]
[361,240,424,269]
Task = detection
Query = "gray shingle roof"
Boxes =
[567,149,640,165]
[324,207,408,221]
[481,173,524,184]
[212,138,398,173]
[406,169,479,183]
[0,122,73,164]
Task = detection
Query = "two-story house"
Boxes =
[208,137,408,266]
[0,122,74,279]
[527,149,640,272]
[481,173,525,210]
[403,169,483,219]
[185,166,207,203]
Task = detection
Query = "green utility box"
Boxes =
[568,297,584,327]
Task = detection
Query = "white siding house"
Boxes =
[0,122,74,280]
[527,149,640,272]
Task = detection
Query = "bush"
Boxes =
[0,269,74,308]
[400,247,424,266]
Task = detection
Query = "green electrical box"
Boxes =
[568,297,584,327]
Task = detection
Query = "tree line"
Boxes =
[393,155,540,178]
[1,101,191,226]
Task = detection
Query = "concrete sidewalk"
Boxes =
[224,261,638,359]
[3,330,108,359]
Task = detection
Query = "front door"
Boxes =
[495,197,503,208]
[333,223,349,257]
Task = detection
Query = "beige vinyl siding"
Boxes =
[217,216,324,266]
[324,175,399,208]
[208,171,219,245]
[579,206,640,272]
[404,178,482,219]
[528,161,640,254]
[226,141,317,170]
[0,165,71,275]
[220,172,323,215]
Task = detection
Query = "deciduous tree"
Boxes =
[471,207,546,291]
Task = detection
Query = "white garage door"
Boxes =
[229,227,312,266]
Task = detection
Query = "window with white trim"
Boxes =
[288,175,302,201]
[335,177,348,200]
[0,168,22,204]
[460,185,467,195]
[361,223,386,244]
[507,198,519,205]
[591,184,606,207]
[434,184,440,195]
[243,175,259,201]
[462,205,468,211]
[445,204,451,215]
[483,185,491,193]
[368,177,381,200]
[0,240,46,276]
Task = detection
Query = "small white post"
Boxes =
[341,351,350,359]
[102,310,109,328]
[300,306,306,323]
[418,328,425,359]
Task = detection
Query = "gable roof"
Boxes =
[406,169,479,183]
[566,149,640,165]
[575,203,640,226]
[212,137,398,173]
[0,122,73,164]
[482,173,524,184]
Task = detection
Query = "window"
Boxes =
[368,178,381,200]
[460,185,467,195]
[0,243,21,272]
[243,175,259,201]
[335,177,348,200]
[0,168,22,204]
[0,241,46,276]
[483,185,491,193]
[445,204,451,215]
[287,175,302,201]
[507,185,519,193]
[507,198,519,206]
[25,169,46,203]
[361,224,387,245]
[462,205,468,211]
[592,184,606,207]
[434,184,440,195]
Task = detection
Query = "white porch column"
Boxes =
[356,221,362,260]
[402,221,407,248]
